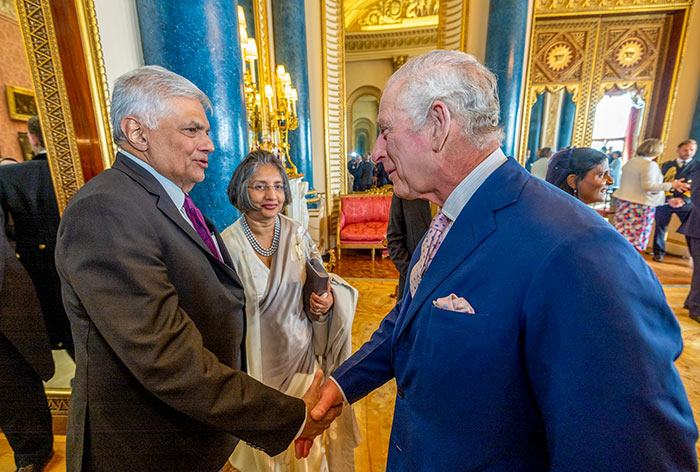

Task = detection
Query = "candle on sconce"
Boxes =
[289,88,297,115]
[265,84,274,112]
[276,65,286,78]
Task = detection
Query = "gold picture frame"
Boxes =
[5,85,37,121]
[17,131,34,161]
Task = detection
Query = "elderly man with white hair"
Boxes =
[302,50,698,470]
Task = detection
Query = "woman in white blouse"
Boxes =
[612,138,689,250]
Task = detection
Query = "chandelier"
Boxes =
[239,7,300,177]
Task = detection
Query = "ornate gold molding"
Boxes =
[585,15,666,143]
[345,26,437,60]
[15,0,85,214]
[534,0,692,17]
[354,0,438,30]
[75,0,114,169]
[321,0,347,240]
[437,0,467,51]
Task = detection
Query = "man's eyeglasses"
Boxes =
[248,184,285,193]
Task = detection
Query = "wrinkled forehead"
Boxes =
[377,81,406,126]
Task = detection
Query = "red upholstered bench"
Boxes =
[337,194,392,261]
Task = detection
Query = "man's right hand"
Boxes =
[294,375,345,459]
[294,371,344,459]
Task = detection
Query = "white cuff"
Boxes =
[293,406,307,440]
[328,376,350,405]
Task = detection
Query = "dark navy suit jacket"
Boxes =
[333,158,698,470]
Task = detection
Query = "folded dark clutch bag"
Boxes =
[303,258,329,319]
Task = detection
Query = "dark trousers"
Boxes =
[0,333,53,468]
[652,203,692,256]
[686,237,700,316]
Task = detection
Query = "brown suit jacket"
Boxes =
[55,153,305,471]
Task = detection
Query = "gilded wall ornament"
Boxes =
[616,39,644,68]
[357,0,438,28]
[546,43,573,71]
[535,0,691,15]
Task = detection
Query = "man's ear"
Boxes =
[429,100,450,153]
[566,174,577,192]
[121,116,148,152]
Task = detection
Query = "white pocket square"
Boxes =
[432,293,475,313]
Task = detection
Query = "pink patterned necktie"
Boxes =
[183,195,222,262]
[409,210,451,297]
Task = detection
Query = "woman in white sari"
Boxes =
[221,150,360,472]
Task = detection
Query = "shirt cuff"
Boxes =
[328,376,350,405]
[294,405,307,440]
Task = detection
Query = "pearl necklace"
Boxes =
[241,215,280,257]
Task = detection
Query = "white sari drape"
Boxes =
[221,215,360,471]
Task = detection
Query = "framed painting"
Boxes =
[17,131,35,161]
[6,85,37,121]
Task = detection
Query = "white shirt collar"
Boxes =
[441,148,508,221]
[119,149,186,210]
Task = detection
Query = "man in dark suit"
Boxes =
[0,116,73,358]
[679,162,700,324]
[304,50,697,470]
[347,155,361,191]
[358,154,374,190]
[54,66,337,471]
[386,194,430,298]
[652,139,698,262]
[0,207,55,472]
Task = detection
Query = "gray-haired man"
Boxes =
[55,65,338,471]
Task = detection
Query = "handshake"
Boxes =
[294,369,344,458]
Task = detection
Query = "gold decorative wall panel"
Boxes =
[15,0,84,213]
[584,15,667,143]
[322,0,347,240]
[519,8,686,164]
[519,18,598,164]
[535,0,691,16]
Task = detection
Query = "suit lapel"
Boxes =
[112,154,239,280]
[396,159,528,339]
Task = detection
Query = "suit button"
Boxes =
[397,388,404,399]
[38,244,46,250]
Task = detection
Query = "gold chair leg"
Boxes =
[371,248,375,261]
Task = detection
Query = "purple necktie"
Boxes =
[183,195,222,262]
[409,210,451,297]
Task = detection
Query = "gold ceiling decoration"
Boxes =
[346,0,438,32]
[534,0,692,16]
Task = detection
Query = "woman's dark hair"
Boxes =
[227,149,292,213]
[546,147,608,196]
